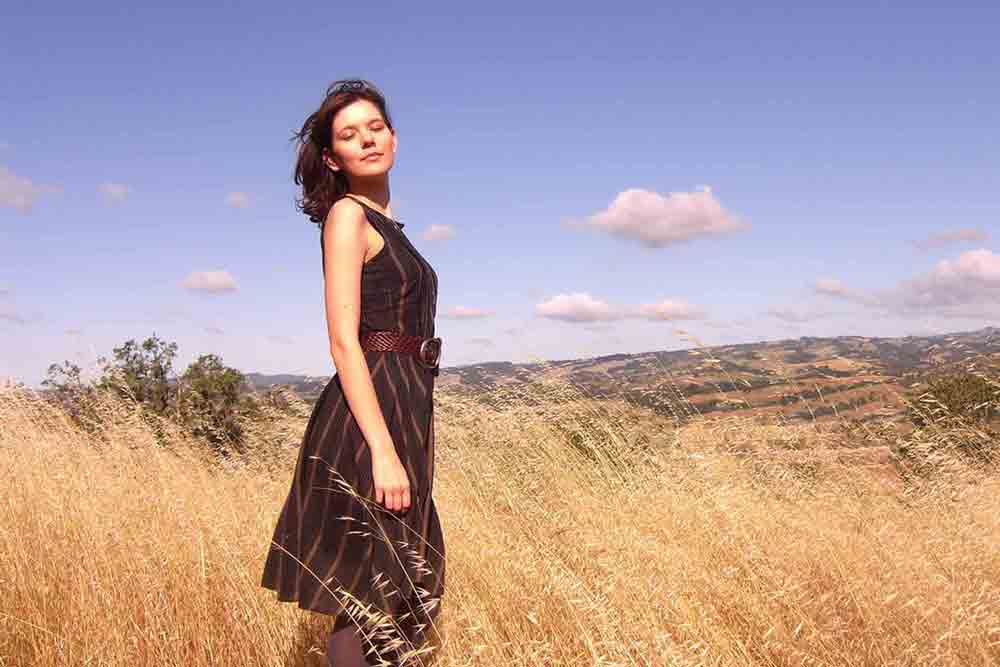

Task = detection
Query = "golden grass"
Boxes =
[1,357,999,666]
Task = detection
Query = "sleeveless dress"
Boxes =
[260,195,445,659]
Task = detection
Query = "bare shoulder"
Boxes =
[325,196,368,230]
[322,197,370,247]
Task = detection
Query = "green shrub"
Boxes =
[905,371,997,428]
[176,353,257,457]
[94,334,178,415]
[896,370,999,473]
[44,335,261,460]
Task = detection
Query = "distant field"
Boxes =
[251,326,1000,429]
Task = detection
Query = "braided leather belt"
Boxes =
[360,329,442,369]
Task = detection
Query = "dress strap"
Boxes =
[342,194,405,229]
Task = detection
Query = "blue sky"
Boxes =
[2,1,998,387]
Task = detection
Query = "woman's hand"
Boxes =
[371,450,411,513]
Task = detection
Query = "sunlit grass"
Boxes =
[1,345,998,665]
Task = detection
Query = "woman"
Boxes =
[260,78,446,667]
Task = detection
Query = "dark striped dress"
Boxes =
[260,195,445,654]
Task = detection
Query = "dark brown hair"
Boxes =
[291,78,395,226]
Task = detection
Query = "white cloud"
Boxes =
[814,278,880,306]
[815,248,1000,317]
[422,224,455,241]
[929,247,1000,283]
[536,292,705,323]
[98,182,130,202]
[204,326,225,335]
[536,293,622,322]
[441,305,495,319]
[1,165,60,214]
[899,248,1000,308]
[179,270,238,293]
[225,191,251,209]
[561,185,748,248]
[910,227,989,252]
[630,299,706,321]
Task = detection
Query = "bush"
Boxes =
[176,354,258,458]
[896,370,1000,473]
[43,335,264,460]
[905,371,998,429]
[94,334,178,415]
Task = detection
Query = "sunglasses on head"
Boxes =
[331,80,375,96]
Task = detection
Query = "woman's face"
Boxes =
[324,98,397,181]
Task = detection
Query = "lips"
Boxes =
[362,153,382,162]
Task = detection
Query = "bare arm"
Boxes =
[322,199,396,460]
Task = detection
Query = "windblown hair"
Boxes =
[292,78,395,226]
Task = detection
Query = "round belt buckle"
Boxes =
[418,337,442,368]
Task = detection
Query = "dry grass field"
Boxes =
[1,356,998,666]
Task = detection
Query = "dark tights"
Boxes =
[326,620,373,667]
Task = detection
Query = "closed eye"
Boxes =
[339,122,386,141]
